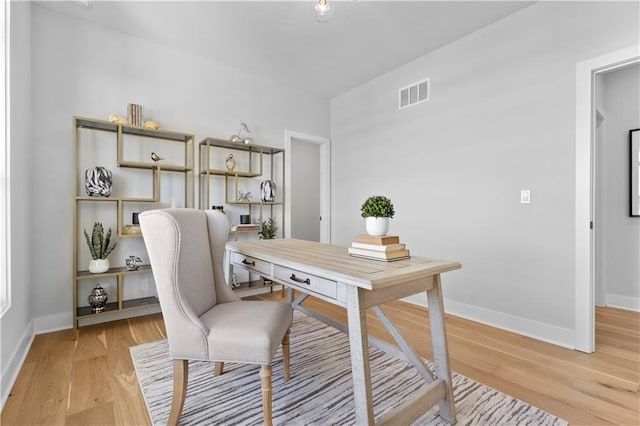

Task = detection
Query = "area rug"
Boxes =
[131,312,567,425]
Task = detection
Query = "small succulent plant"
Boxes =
[360,195,395,218]
[83,222,117,260]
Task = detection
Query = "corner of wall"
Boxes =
[1,320,34,409]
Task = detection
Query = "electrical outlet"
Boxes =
[520,189,531,204]
[141,279,149,291]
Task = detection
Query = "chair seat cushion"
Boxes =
[199,300,292,364]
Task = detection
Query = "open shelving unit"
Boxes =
[72,116,194,338]
[199,137,284,293]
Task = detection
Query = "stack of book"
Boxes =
[127,103,144,126]
[231,223,259,232]
[348,235,410,261]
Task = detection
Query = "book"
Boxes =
[349,252,410,262]
[354,234,400,245]
[351,242,406,252]
[231,224,259,232]
[122,225,141,235]
[348,247,410,260]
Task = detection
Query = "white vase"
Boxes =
[365,217,389,236]
[89,258,110,274]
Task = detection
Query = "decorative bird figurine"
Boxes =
[151,152,163,163]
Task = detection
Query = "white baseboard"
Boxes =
[32,312,72,334]
[402,295,575,349]
[606,293,640,312]
[1,322,34,409]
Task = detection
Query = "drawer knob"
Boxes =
[242,258,256,266]
[290,274,310,285]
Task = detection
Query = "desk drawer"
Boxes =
[274,265,337,300]
[230,252,270,275]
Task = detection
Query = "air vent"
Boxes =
[399,78,430,109]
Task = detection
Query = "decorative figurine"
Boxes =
[143,120,160,130]
[225,154,236,171]
[108,114,127,124]
[125,255,143,271]
[88,284,109,313]
[230,122,253,144]
[151,152,163,163]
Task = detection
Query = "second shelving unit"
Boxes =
[199,137,284,293]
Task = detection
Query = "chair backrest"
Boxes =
[140,208,227,359]
[205,210,241,305]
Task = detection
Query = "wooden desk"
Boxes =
[226,239,461,425]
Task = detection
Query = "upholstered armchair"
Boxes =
[139,208,292,426]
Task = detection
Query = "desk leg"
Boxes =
[345,285,375,425]
[426,274,456,424]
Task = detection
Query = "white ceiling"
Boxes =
[35,1,534,98]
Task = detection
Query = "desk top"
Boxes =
[226,239,461,290]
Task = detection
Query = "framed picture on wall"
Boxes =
[631,128,640,217]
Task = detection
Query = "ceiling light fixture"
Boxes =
[315,0,334,23]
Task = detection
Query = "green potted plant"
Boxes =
[257,217,278,286]
[257,217,279,240]
[361,195,395,236]
[83,222,118,273]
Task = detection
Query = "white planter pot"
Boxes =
[365,217,389,236]
[89,258,110,274]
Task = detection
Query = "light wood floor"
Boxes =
[2,293,638,425]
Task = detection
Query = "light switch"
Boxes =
[521,189,531,204]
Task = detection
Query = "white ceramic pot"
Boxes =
[365,217,389,236]
[89,258,110,274]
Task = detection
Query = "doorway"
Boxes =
[291,141,320,241]
[284,130,331,243]
[575,45,640,353]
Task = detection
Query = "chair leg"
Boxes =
[259,364,273,426]
[214,362,224,376]
[282,329,291,381]
[168,359,188,426]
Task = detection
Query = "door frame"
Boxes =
[284,130,331,243]
[574,44,639,353]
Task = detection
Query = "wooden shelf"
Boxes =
[75,116,192,142]
[76,265,152,280]
[227,201,283,206]
[118,160,192,172]
[75,196,119,202]
[199,137,284,155]
[75,196,157,202]
[200,169,261,178]
[231,229,260,234]
[76,296,159,317]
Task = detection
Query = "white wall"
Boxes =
[602,63,640,311]
[1,1,34,407]
[330,2,640,347]
[27,4,329,324]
